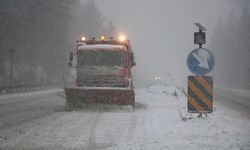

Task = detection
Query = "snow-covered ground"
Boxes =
[0,84,250,150]
[215,86,250,108]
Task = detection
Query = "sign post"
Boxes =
[187,23,215,118]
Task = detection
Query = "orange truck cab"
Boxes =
[65,36,136,108]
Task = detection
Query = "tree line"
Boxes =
[210,8,250,89]
[0,0,115,87]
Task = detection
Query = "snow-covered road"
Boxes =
[0,85,250,150]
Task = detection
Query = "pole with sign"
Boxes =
[187,23,215,118]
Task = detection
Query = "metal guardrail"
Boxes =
[0,84,62,96]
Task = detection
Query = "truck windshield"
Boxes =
[78,50,126,67]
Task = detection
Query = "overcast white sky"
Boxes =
[89,0,249,86]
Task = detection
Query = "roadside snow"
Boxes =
[216,86,250,96]
[0,89,63,102]
[215,86,250,108]
[0,85,249,150]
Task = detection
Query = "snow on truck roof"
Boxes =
[78,44,127,51]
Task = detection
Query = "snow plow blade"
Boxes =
[64,87,135,109]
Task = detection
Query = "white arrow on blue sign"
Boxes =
[187,48,215,75]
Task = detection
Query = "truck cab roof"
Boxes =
[78,44,127,51]
[77,39,131,51]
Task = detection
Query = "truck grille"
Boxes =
[78,75,125,87]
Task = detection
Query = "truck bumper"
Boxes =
[64,87,135,109]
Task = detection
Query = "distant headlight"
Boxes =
[154,76,161,80]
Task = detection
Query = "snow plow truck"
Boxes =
[65,35,136,109]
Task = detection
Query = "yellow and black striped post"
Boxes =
[188,75,213,113]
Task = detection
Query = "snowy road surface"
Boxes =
[0,85,250,150]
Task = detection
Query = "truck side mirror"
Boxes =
[68,52,74,67]
[130,53,134,61]
[130,53,136,66]
[68,61,72,67]
[69,52,73,61]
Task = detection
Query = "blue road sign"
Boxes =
[187,48,215,75]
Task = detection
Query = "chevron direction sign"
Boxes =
[188,75,213,113]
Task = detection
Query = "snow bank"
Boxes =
[145,84,186,97]
[215,86,250,108]
[0,89,63,102]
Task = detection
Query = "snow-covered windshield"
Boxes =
[78,50,126,67]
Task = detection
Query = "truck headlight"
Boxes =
[81,36,86,41]
[119,35,126,42]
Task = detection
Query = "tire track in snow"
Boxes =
[87,112,101,150]
[126,112,137,141]
[138,90,158,149]
[7,113,63,149]
[0,97,63,131]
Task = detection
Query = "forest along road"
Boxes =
[0,85,250,150]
